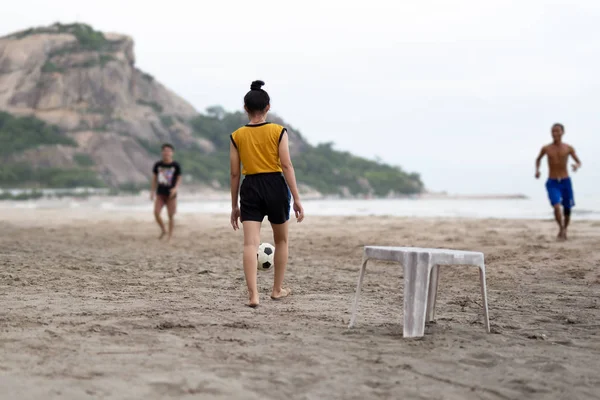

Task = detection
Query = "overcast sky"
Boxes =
[3,0,599,198]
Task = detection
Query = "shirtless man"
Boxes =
[535,123,582,240]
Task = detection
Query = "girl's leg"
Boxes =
[270,221,290,299]
[242,221,261,306]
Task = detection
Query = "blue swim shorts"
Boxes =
[545,177,575,209]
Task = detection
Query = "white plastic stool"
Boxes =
[348,246,490,338]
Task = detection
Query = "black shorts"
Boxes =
[240,172,291,224]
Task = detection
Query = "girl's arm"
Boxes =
[279,132,304,222]
[230,141,241,229]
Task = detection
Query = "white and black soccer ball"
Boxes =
[257,243,275,271]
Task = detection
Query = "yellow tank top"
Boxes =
[230,122,286,175]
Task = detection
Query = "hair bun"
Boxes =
[250,80,265,91]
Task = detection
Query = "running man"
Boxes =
[230,80,304,308]
[535,123,582,240]
[151,143,182,241]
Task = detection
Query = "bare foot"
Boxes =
[248,292,259,308]
[271,288,292,301]
[557,228,566,241]
[563,229,568,241]
[158,232,166,240]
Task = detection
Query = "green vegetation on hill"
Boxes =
[5,23,119,74]
[5,23,110,51]
[0,112,102,188]
[294,143,422,196]
[0,111,76,156]
[0,163,103,188]
[190,109,246,148]
[63,23,108,50]
[181,108,423,195]
[74,153,95,167]
[41,61,64,73]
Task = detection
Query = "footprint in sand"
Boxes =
[507,378,551,395]
[459,351,499,368]
[523,355,569,373]
[149,381,223,396]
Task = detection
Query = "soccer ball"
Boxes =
[257,243,275,271]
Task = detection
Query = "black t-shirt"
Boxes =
[152,161,181,196]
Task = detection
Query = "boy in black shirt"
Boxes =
[151,143,182,241]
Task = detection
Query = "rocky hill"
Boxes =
[0,23,423,196]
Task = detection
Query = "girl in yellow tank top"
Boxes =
[229,80,305,308]
[230,122,285,175]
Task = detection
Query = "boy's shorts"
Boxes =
[546,177,575,209]
[155,193,177,215]
[240,172,291,224]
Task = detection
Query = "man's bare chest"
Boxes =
[547,146,569,162]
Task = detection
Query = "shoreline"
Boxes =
[2,194,599,222]
[0,207,597,225]
[0,192,532,206]
[0,186,529,202]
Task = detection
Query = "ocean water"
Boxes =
[101,194,600,220]
[3,190,599,220]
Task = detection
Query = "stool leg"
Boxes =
[403,252,431,338]
[348,256,368,328]
[426,265,440,322]
[479,264,491,333]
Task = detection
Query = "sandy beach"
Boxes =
[1,208,599,399]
